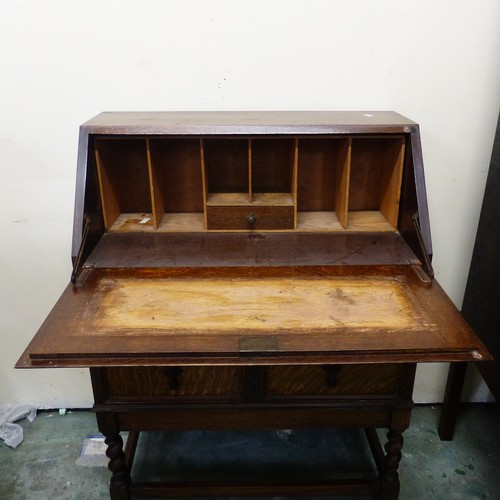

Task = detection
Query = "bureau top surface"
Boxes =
[81,111,417,135]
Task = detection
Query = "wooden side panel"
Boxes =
[72,129,105,261]
[95,142,120,230]
[379,138,405,227]
[71,133,105,275]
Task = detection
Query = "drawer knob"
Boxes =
[163,367,183,390]
[246,214,256,226]
[322,365,343,388]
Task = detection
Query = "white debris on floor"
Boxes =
[75,435,108,467]
[0,404,37,448]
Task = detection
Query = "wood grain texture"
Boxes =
[297,138,340,212]
[349,137,404,215]
[82,111,417,135]
[86,232,418,268]
[206,205,295,230]
[17,266,490,367]
[91,131,408,235]
[95,139,152,229]
[106,366,243,398]
[149,138,204,213]
[204,138,249,194]
[266,364,403,396]
[146,139,163,229]
[379,138,405,227]
[251,138,295,193]
[72,112,430,263]
[83,275,427,335]
[108,211,393,233]
[336,138,351,228]
[108,213,206,232]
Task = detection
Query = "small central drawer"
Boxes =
[105,367,244,400]
[266,364,404,398]
[206,205,295,230]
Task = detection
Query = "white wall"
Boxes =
[1,0,499,407]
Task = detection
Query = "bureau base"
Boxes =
[94,405,411,500]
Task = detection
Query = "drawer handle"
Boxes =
[163,367,183,390]
[322,365,343,388]
[246,214,256,226]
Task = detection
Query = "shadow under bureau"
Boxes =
[17,111,490,499]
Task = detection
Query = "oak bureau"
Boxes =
[17,112,489,499]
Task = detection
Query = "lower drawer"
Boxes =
[105,366,244,400]
[206,205,295,230]
[266,364,405,398]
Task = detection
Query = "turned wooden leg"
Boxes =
[379,430,404,499]
[94,409,132,500]
[105,433,131,500]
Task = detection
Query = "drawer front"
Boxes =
[105,366,244,400]
[206,205,295,230]
[266,364,404,398]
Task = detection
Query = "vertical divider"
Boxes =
[200,138,208,230]
[248,138,253,203]
[380,138,405,228]
[335,138,352,229]
[293,138,299,229]
[146,138,162,230]
[94,140,118,231]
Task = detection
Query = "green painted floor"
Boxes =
[0,405,498,499]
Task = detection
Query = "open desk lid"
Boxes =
[17,265,490,368]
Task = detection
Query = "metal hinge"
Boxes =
[239,336,279,356]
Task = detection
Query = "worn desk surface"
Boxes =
[18,265,488,368]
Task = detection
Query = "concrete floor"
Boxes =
[0,405,498,499]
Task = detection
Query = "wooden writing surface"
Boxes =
[18,266,488,368]
[85,276,428,335]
